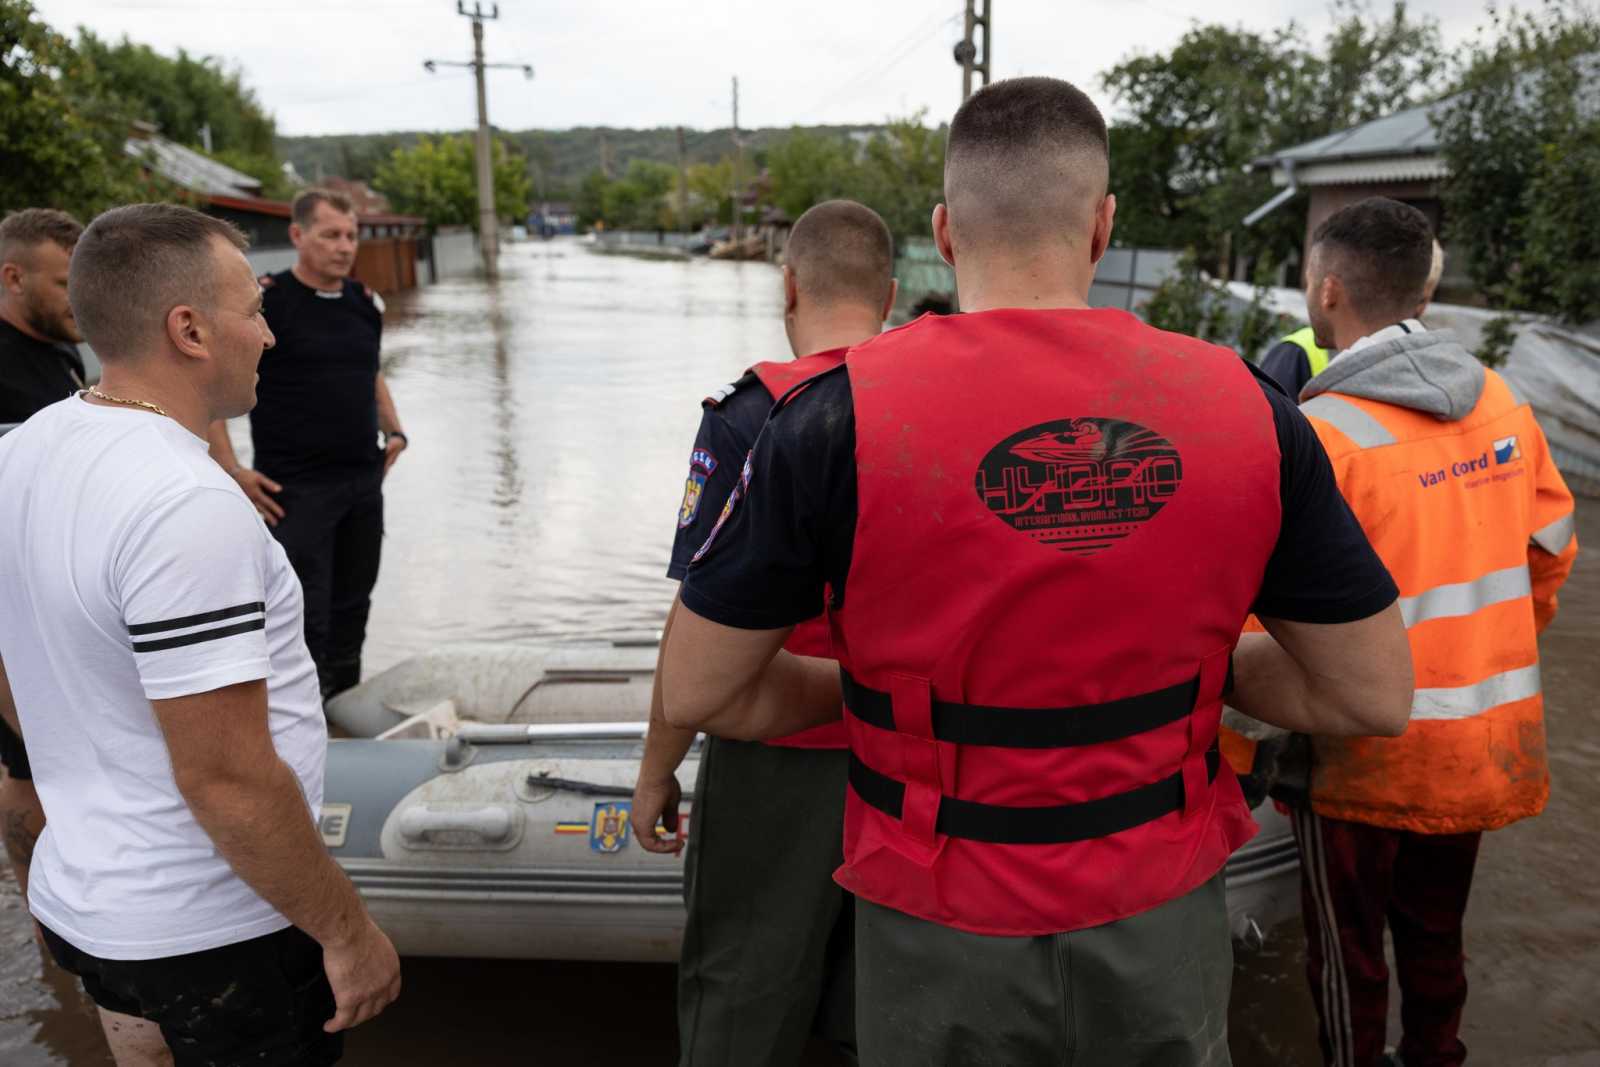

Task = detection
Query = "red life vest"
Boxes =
[747,349,849,750]
[832,309,1279,935]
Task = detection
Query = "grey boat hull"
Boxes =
[322,642,1299,961]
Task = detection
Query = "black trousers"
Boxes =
[41,923,342,1067]
[267,466,384,698]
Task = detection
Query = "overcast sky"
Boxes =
[35,0,1495,137]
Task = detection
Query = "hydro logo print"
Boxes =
[974,417,1183,557]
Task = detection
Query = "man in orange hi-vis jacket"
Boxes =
[1287,197,1577,1067]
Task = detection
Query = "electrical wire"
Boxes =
[802,8,965,122]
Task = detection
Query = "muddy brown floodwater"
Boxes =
[2,239,1597,1065]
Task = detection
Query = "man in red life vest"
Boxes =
[656,78,1414,1064]
[631,201,898,1066]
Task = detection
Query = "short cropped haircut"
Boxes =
[0,208,84,266]
[945,77,1109,250]
[292,188,356,228]
[69,204,249,360]
[1311,198,1435,323]
[784,200,894,309]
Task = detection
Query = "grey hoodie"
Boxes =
[1300,329,1485,421]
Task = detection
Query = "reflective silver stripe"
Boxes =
[1300,394,1396,449]
[1399,564,1532,628]
[1411,664,1542,721]
[1532,512,1576,555]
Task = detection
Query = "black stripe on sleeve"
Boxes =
[131,618,266,653]
[127,602,265,636]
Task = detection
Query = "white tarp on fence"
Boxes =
[1224,286,1600,496]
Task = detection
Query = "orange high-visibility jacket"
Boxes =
[1298,327,1577,834]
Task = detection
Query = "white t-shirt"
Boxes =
[0,396,326,960]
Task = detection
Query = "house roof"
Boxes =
[208,193,291,218]
[126,134,263,197]
[1256,56,1600,187]
[206,193,424,228]
[1256,100,1442,173]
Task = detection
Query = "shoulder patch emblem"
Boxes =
[677,448,719,529]
[691,450,752,563]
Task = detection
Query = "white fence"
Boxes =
[432,228,481,280]
[1089,248,1184,313]
[245,247,300,278]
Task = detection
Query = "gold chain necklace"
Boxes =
[84,387,169,418]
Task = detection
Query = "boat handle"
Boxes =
[398,805,516,845]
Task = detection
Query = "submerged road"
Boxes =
[2,239,1596,1065]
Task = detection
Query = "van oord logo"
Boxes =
[1419,434,1525,490]
[974,417,1183,557]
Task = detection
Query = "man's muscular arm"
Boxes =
[658,596,840,739]
[154,679,400,1032]
[631,598,698,854]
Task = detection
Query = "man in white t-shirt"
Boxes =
[0,203,400,1067]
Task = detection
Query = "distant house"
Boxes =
[529,200,577,236]
[124,122,426,292]
[318,176,394,217]
[1249,102,1469,298]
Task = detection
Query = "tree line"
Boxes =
[6,0,1599,327]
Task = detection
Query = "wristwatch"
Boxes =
[384,430,409,449]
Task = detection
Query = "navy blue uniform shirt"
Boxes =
[251,270,383,483]
[669,365,795,580]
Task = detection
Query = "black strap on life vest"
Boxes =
[840,668,1209,749]
[847,747,1221,845]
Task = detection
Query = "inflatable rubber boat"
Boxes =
[322,639,1300,961]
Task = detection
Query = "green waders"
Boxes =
[855,873,1234,1067]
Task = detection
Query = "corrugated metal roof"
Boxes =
[1277,154,1450,187]
[1257,100,1443,169]
[125,136,262,197]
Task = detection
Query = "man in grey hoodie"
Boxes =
[1290,197,1577,1067]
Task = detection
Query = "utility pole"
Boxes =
[676,126,689,232]
[423,2,533,279]
[955,0,992,103]
[469,5,497,277]
[730,76,744,245]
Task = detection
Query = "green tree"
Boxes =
[766,130,857,220]
[575,169,610,230]
[0,0,148,218]
[373,134,532,227]
[1142,254,1287,360]
[854,114,945,244]
[1102,3,1444,271]
[1436,2,1600,323]
[602,159,677,230]
[75,31,277,158]
[686,158,734,227]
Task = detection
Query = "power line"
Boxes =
[804,10,964,122]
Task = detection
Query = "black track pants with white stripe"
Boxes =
[1290,807,1481,1067]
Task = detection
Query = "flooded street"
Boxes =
[3,238,1597,1065]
